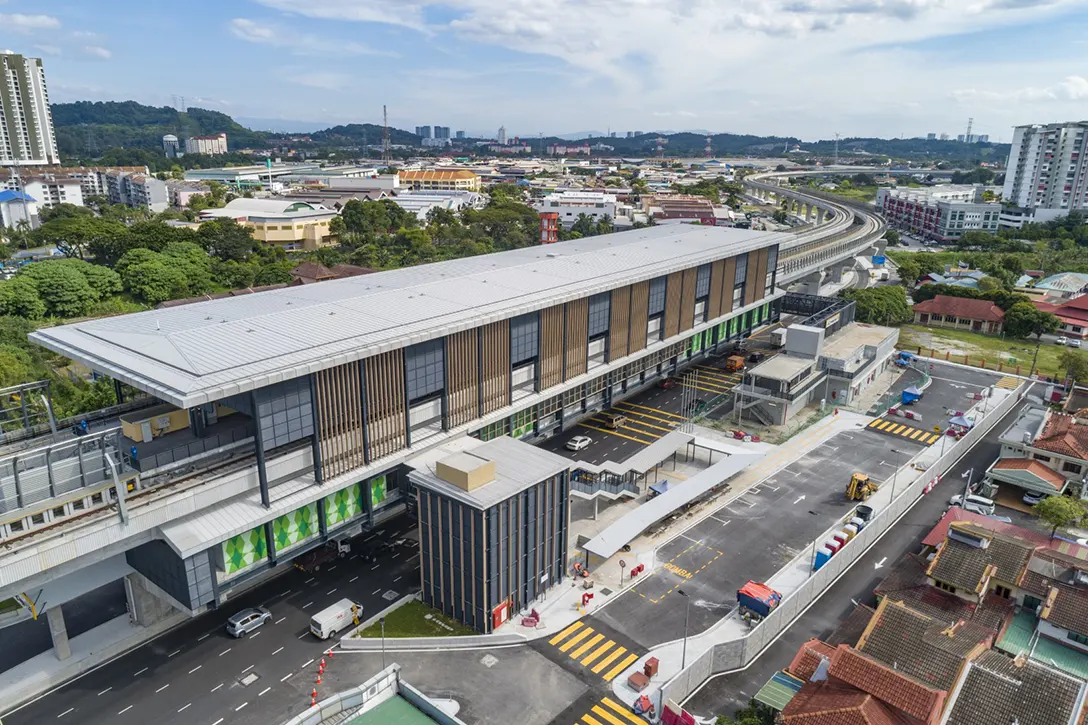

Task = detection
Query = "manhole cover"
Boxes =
[239,673,259,687]
[600,588,613,596]
[382,590,399,601]
[480,654,499,668]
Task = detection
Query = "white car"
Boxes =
[565,435,592,452]
[1069,339,1082,348]
[1023,491,1048,505]
[1056,336,1070,345]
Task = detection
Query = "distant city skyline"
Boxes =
[2,0,1086,140]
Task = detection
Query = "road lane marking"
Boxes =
[168,649,181,657]
[211,684,223,692]
[250,631,260,638]
[371,564,379,570]
[275,617,287,624]
[349,576,359,582]
[155,684,169,693]
[281,673,293,682]
[197,633,210,641]
[98,687,112,696]
[241,664,255,674]
[273,646,284,655]
[298,632,309,639]
[708,515,730,525]
[219,648,231,657]
[177,703,191,713]
[133,668,148,677]
[212,720,224,725]
[327,588,337,596]
[302,658,315,668]
[236,702,248,712]
[118,705,133,715]
[393,576,402,583]
[57,707,74,718]
[328,566,337,572]
[259,686,272,696]
[372,589,381,595]
[305,578,316,584]
[303,602,314,609]
[189,665,202,674]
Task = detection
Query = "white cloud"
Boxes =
[952,75,1088,103]
[284,71,351,91]
[0,13,61,32]
[70,30,98,39]
[33,44,61,56]
[81,45,112,59]
[229,18,391,56]
[252,0,427,31]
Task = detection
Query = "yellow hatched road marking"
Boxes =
[591,646,628,673]
[875,420,893,430]
[602,698,644,724]
[615,407,683,426]
[582,715,606,725]
[889,424,907,434]
[614,416,674,433]
[577,423,653,445]
[602,652,640,682]
[571,633,605,659]
[549,621,583,646]
[695,366,740,382]
[926,434,940,444]
[908,429,924,440]
[580,640,615,666]
[615,401,685,420]
[559,626,595,652]
[680,382,729,395]
[591,706,628,725]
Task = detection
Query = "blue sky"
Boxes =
[3,0,1088,140]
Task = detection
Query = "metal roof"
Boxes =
[408,436,571,510]
[30,225,788,408]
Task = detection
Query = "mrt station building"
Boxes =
[0,224,785,669]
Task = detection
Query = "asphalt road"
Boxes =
[1,514,422,725]
[588,425,926,650]
[682,398,1032,721]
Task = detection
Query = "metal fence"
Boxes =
[661,380,1028,706]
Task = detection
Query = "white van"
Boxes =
[950,494,995,516]
[310,598,360,640]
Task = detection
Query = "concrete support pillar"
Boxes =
[592,496,599,521]
[799,271,823,296]
[805,204,813,222]
[124,572,176,626]
[47,606,71,661]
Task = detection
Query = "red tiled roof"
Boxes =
[782,682,903,725]
[828,647,945,722]
[992,458,1067,490]
[1042,586,1088,637]
[912,295,1004,323]
[921,508,1053,549]
[789,639,837,681]
[1034,412,1088,460]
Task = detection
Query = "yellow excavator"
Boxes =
[846,473,878,501]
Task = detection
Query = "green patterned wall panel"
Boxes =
[222,526,268,575]
[370,474,388,508]
[325,483,362,529]
[272,503,318,551]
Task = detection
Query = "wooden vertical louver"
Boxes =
[564,298,589,380]
[663,271,682,339]
[756,248,771,300]
[679,268,697,333]
[608,286,631,361]
[480,320,510,415]
[745,249,765,306]
[446,330,478,428]
[539,305,564,390]
[364,349,406,460]
[708,260,725,319]
[628,281,649,353]
[314,361,366,481]
[722,257,738,315]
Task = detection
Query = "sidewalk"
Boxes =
[607,387,1014,709]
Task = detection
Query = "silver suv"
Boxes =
[225,606,271,638]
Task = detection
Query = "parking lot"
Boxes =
[588,424,927,649]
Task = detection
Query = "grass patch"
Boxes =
[897,324,1063,378]
[355,600,476,638]
[0,598,18,615]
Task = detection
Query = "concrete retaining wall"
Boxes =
[340,632,525,651]
[660,381,1028,706]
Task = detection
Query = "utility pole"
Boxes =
[834,133,840,166]
[382,105,392,163]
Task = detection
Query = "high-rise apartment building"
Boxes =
[163,134,180,158]
[434,126,450,139]
[455,130,465,139]
[184,133,228,155]
[497,126,507,145]
[415,126,432,139]
[0,52,60,166]
[1003,122,1088,223]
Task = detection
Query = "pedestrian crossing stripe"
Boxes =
[548,623,642,681]
[866,418,940,445]
[574,698,645,725]
[996,376,1021,390]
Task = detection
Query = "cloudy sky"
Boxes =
[3,0,1088,140]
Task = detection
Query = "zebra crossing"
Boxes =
[866,417,941,445]
[571,696,647,725]
[547,621,641,682]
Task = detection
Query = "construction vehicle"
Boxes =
[725,355,746,373]
[846,473,877,501]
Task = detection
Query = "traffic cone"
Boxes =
[311,688,317,707]
[316,672,323,684]
[327,649,334,660]
[320,657,326,669]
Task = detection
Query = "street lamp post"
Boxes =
[678,589,691,670]
[890,448,903,500]
[807,510,820,572]
[380,616,386,670]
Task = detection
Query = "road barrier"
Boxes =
[660,379,1029,706]
[339,632,524,651]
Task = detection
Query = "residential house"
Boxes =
[1032,272,1088,300]
[991,406,1088,498]
[1035,295,1088,339]
[199,198,338,251]
[911,295,1005,335]
[918,269,986,289]
[288,262,375,285]
[397,169,481,192]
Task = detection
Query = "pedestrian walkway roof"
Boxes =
[29,225,787,408]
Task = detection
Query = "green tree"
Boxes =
[0,344,34,387]
[976,276,1002,292]
[1033,495,1087,539]
[20,263,96,317]
[1059,348,1088,384]
[3,219,33,251]
[198,218,256,262]
[124,260,190,304]
[1004,302,1060,340]
[212,259,259,288]
[896,257,921,286]
[35,216,127,260]
[772,210,788,224]
[571,213,598,238]
[116,247,163,277]
[841,285,912,325]
[37,202,94,224]
[884,230,900,246]
[715,700,776,725]
[0,277,46,319]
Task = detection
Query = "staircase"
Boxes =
[569,469,641,500]
[748,404,775,427]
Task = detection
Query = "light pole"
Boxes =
[678,589,691,670]
[890,448,903,500]
[380,616,386,670]
[808,510,820,572]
